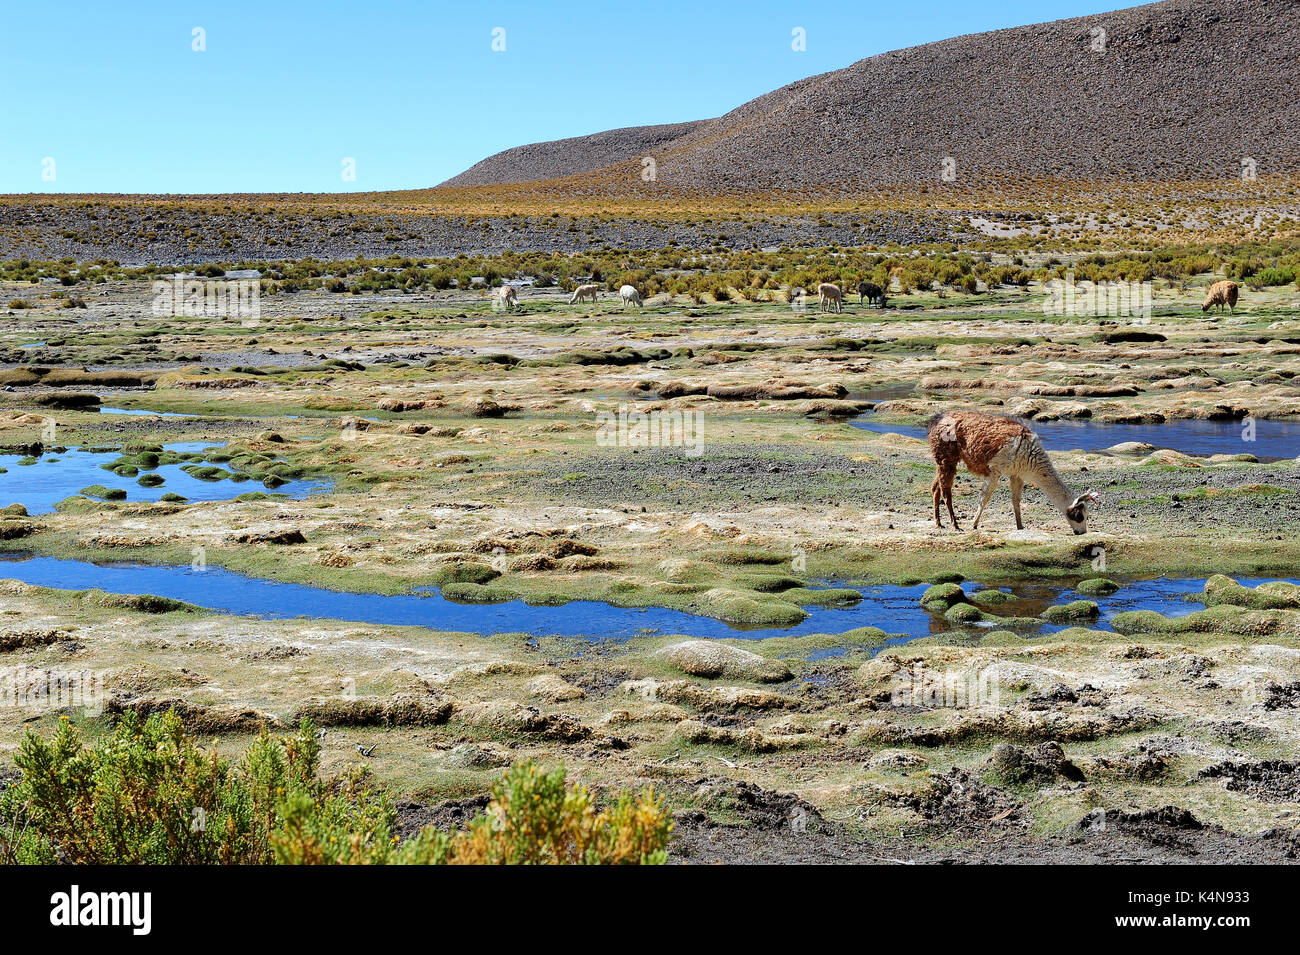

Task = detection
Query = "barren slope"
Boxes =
[446,0,1300,196]
[440,121,705,187]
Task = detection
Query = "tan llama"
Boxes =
[569,283,601,305]
[817,282,842,313]
[1202,280,1239,313]
[928,410,1099,534]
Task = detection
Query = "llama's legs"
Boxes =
[1009,476,1024,529]
[932,467,959,529]
[944,479,960,530]
[930,439,962,529]
[972,474,999,529]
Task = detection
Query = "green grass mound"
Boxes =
[441,582,521,604]
[944,602,986,624]
[1075,577,1120,597]
[1112,604,1300,638]
[78,484,127,501]
[921,582,968,612]
[1041,600,1100,623]
[779,586,863,608]
[181,465,234,481]
[1200,574,1300,610]
[430,562,500,586]
[55,495,118,514]
[89,591,198,614]
[691,588,808,627]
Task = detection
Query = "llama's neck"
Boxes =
[1024,440,1076,516]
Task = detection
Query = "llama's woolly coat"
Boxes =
[818,283,842,312]
[857,281,886,305]
[1202,280,1239,312]
[927,411,1035,478]
[569,283,601,304]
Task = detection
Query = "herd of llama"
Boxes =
[489,276,1248,534]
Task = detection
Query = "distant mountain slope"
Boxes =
[442,0,1300,196]
[439,121,705,187]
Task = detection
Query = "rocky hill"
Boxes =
[440,121,705,188]
[442,0,1300,195]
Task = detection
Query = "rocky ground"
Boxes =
[1,275,1299,863]
[0,200,973,263]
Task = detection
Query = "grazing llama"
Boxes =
[619,284,643,308]
[927,410,1099,534]
[818,282,842,313]
[498,285,518,311]
[857,281,887,307]
[569,283,601,305]
[1202,280,1239,313]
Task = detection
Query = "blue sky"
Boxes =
[0,0,1123,194]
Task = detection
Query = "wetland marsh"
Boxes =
[3,266,1300,864]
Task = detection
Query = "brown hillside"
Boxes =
[442,0,1300,197]
[440,121,705,188]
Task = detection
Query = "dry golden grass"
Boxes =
[5,174,1297,234]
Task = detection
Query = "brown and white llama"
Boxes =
[818,282,842,313]
[927,410,1099,534]
[569,283,601,305]
[498,285,519,311]
[1202,280,1239,313]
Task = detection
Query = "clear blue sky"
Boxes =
[0,0,1124,194]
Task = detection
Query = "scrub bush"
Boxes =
[0,713,670,866]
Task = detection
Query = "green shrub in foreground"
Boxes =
[0,712,669,865]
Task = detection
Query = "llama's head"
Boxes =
[1066,490,1101,534]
